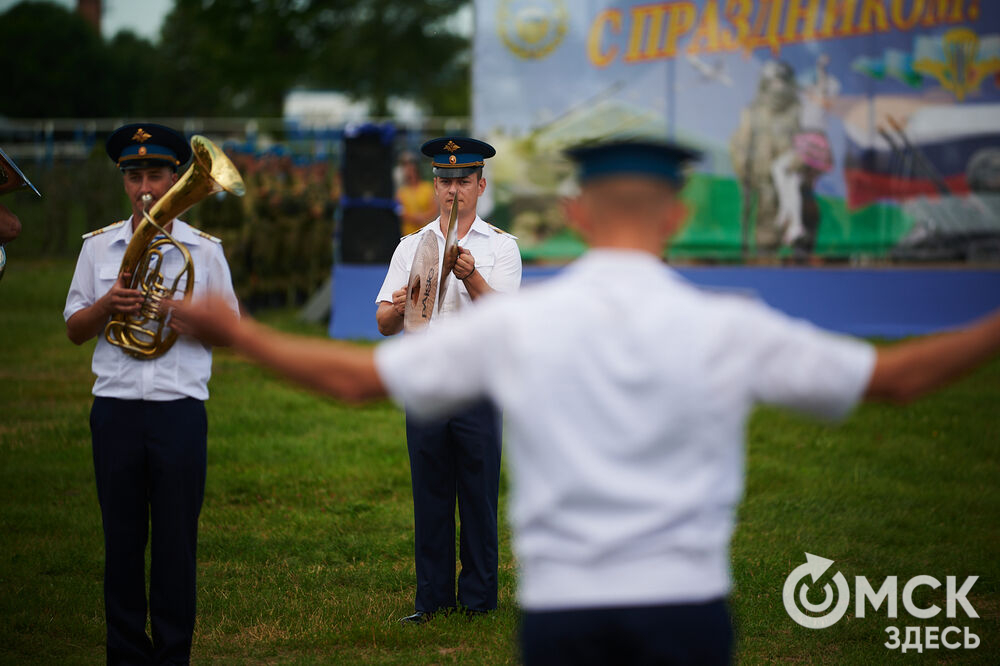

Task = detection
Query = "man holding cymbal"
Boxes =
[375,136,521,623]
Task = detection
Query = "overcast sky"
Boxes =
[0,0,173,40]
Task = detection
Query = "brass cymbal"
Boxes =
[0,147,41,197]
[437,196,459,311]
[403,232,440,333]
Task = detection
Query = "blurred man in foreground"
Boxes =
[65,123,238,665]
[172,138,1000,664]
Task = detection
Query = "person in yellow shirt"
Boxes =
[396,151,436,236]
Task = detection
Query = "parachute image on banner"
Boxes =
[472,0,1000,262]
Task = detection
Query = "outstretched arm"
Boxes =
[171,297,386,403]
[866,310,1000,403]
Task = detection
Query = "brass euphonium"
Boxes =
[105,135,245,359]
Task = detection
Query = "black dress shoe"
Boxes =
[398,611,434,624]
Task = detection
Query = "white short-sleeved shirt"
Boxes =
[375,216,522,325]
[64,217,239,401]
[375,249,875,611]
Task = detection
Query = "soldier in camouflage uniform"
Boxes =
[301,158,335,296]
[286,155,312,303]
[249,147,287,306]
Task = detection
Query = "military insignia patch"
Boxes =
[488,223,518,239]
[138,146,147,156]
[913,28,1000,101]
[81,220,126,240]
[193,228,222,244]
[449,155,457,164]
[443,140,461,153]
[132,128,152,143]
[498,0,568,61]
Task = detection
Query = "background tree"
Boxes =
[151,0,469,117]
[107,30,170,116]
[2,0,470,118]
[302,0,470,116]
[0,1,119,116]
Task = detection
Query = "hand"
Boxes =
[100,274,143,316]
[0,204,22,244]
[391,287,407,317]
[168,295,242,347]
[453,247,476,280]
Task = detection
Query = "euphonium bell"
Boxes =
[105,135,245,359]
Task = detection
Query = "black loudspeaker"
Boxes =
[339,206,400,264]
[342,132,395,200]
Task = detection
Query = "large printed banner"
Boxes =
[473,0,1000,261]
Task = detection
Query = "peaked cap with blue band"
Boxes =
[565,139,701,186]
[106,123,191,171]
[421,137,496,178]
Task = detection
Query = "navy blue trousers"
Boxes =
[405,400,502,613]
[90,397,207,666]
[521,599,733,665]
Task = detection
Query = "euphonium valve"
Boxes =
[104,136,245,359]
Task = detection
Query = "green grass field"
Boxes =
[1,260,997,664]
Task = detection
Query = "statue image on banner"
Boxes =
[731,54,839,260]
[730,60,802,257]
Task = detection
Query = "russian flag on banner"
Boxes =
[842,102,1000,210]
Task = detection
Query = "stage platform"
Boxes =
[328,263,1000,341]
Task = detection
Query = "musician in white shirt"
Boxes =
[375,137,521,623]
[65,123,237,665]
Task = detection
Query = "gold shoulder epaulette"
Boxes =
[81,220,126,240]
[488,223,518,239]
[192,228,222,244]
